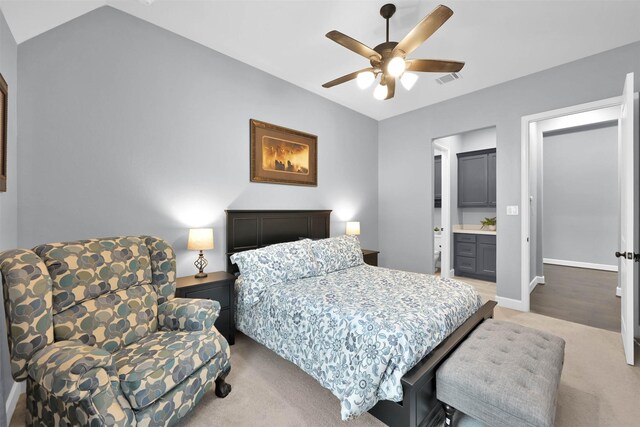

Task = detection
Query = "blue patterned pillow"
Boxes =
[230,239,318,304]
[311,235,364,275]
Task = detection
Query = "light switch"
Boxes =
[507,205,519,216]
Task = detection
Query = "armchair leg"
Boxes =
[214,366,232,398]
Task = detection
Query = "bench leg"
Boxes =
[443,403,456,427]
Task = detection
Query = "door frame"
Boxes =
[520,96,623,312]
[434,141,452,278]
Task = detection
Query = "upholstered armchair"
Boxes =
[0,236,231,426]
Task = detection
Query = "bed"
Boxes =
[226,210,496,427]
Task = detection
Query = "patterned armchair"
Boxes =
[0,236,231,426]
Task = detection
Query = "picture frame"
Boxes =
[250,119,317,186]
[0,73,7,192]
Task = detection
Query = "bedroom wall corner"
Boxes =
[0,4,19,424]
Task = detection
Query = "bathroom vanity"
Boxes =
[453,226,496,282]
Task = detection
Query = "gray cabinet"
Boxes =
[457,149,496,207]
[454,233,496,281]
[434,155,442,208]
[477,236,497,277]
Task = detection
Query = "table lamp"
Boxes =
[346,221,361,236]
[188,228,214,278]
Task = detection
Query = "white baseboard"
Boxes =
[496,296,528,312]
[529,276,545,293]
[543,258,618,272]
[5,381,25,425]
[616,286,622,297]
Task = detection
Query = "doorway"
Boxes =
[530,121,620,332]
[521,75,639,365]
[432,127,498,301]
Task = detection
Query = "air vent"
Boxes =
[435,72,461,85]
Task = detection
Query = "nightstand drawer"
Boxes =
[362,250,379,266]
[215,308,231,340]
[175,272,235,345]
[182,285,230,308]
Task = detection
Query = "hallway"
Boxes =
[530,264,620,332]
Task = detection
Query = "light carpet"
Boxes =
[10,305,640,426]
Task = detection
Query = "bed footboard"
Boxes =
[368,300,497,427]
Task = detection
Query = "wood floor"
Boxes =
[530,264,620,332]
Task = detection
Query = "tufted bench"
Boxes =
[436,319,565,427]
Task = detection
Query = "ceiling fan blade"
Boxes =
[385,77,395,100]
[326,30,382,61]
[407,59,464,73]
[394,5,453,56]
[322,68,375,88]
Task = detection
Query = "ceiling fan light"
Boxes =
[387,57,406,78]
[373,83,388,100]
[356,71,375,89]
[400,72,418,90]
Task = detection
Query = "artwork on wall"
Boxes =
[250,119,317,186]
[0,73,7,192]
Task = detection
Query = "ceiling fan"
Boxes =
[322,3,464,100]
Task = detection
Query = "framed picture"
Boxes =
[0,73,6,192]
[250,119,317,186]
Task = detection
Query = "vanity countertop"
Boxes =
[452,225,497,236]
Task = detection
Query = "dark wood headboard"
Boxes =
[225,210,331,273]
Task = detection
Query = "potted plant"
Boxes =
[480,217,497,231]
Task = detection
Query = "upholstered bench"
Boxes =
[436,319,565,427]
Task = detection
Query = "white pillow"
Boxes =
[311,235,364,275]
[230,239,318,304]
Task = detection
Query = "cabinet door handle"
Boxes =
[615,251,627,259]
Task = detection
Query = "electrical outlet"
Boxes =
[507,205,519,216]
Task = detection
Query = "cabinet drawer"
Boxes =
[455,233,477,243]
[478,235,496,245]
[456,256,476,273]
[456,242,476,257]
[183,285,230,308]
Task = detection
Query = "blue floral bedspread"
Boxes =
[235,264,482,420]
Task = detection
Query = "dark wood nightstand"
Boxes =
[175,272,236,345]
[362,249,380,266]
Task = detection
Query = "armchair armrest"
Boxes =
[158,298,221,332]
[27,341,118,403]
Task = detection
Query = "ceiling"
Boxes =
[2,0,640,120]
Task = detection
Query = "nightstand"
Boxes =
[175,272,236,345]
[362,249,380,266]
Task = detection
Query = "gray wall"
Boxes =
[18,7,379,277]
[379,41,640,301]
[543,123,618,266]
[0,5,18,421]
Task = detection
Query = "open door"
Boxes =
[617,72,638,365]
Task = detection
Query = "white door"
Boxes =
[618,72,638,365]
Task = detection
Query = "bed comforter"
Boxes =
[235,264,482,420]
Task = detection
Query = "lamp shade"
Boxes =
[345,221,361,236]
[188,228,214,250]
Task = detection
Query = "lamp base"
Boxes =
[194,251,209,279]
